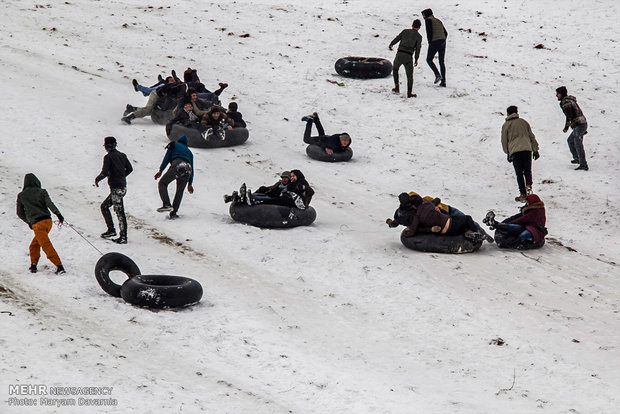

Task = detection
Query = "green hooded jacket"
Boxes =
[16,173,62,225]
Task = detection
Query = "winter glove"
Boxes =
[506,154,513,163]
[386,218,398,228]
[532,151,540,160]
[57,214,64,224]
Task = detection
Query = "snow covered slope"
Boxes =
[1,0,618,413]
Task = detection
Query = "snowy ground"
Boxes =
[1,0,619,413]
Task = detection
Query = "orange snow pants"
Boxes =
[29,219,61,266]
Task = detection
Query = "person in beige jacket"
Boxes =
[501,105,540,202]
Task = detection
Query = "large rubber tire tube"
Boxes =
[230,203,317,228]
[306,144,353,162]
[335,56,393,79]
[400,232,482,254]
[120,275,203,309]
[167,124,249,148]
[94,252,141,297]
[494,230,545,250]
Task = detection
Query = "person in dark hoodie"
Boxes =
[389,19,423,97]
[95,136,133,244]
[486,194,547,247]
[403,195,493,242]
[289,170,314,207]
[154,135,194,219]
[301,112,352,155]
[421,8,448,87]
[556,86,589,170]
[226,102,246,128]
[16,173,65,274]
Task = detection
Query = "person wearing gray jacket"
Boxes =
[501,106,540,202]
[389,19,423,98]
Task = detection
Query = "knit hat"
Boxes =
[506,105,518,115]
[526,194,541,204]
[556,86,568,98]
[398,192,413,207]
[280,171,291,178]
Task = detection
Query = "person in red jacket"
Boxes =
[489,194,547,244]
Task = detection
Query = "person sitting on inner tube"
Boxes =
[301,112,352,155]
[487,194,547,247]
[224,171,307,210]
[401,195,493,242]
[226,102,246,128]
[290,170,315,207]
[198,105,233,140]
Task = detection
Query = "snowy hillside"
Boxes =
[1,0,618,413]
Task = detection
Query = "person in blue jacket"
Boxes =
[154,135,194,219]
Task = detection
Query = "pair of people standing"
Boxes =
[389,8,447,97]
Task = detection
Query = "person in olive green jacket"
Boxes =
[16,173,65,274]
[422,8,448,87]
[389,19,423,98]
[501,106,540,202]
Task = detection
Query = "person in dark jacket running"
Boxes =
[301,112,352,155]
[422,8,448,87]
[16,173,66,274]
[154,135,194,219]
[95,136,133,244]
[389,19,423,97]
[556,86,589,170]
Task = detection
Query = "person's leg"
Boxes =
[111,188,128,238]
[426,42,440,78]
[518,229,534,242]
[133,90,159,118]
[137,84,160,97]
[446,215,478,234]
[495,223,525,234]
[437,40,446,84]
[523,152,533,189]
[158,167,176,207]
[403,57,414,94]
[29,228,42,265]
[32,219,61,266]
[392,53,403,90]
[197,92,218,101]
[314,113,325,136]
[303,119,315,143]
[512,151,529,196]
[100,193,115,231]
[171,175,189,215]
[567,130,580,162]
[572,123,588,166]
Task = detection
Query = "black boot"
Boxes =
[132,79,139,92]
[121,113,135,124]
[29,264,37,273]
[101,229,117,238]
[113,235,127,244]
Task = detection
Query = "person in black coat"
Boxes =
[226,102,246,128]
[302,112,352,155]
[289,169,314,207]
[95,137,133,244]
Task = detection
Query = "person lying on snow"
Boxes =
[177,67,228,103]
[398,195,493,243]
[227,102,246,128]
[224,170,313,210]
[302,112,352,155]
[131,75,177,97]
[485,194,547,247]
[387,192,464,229]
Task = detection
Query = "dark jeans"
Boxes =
[101,187,127,237]
[159,158,192,214]
[511,151,533,195]
[446,215,478,235]
[251,194,295,208]
[496,223,533,242]
[426,40,446,81]
[303,114,326,143]
[393,51,414,94]
[567,123,588,166]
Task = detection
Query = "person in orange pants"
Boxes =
[16,173,66,274]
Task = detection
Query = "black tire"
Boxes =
[120,275,203,309]
[94,252,141,297]
[400,232,482,254]
[229,203,317,228]
[151,108,174,125]
[494,230,545,250]
[306,144,353,162]
[335,56,393,79]
[167,124,249,148]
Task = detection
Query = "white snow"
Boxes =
[1,0,619,413]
